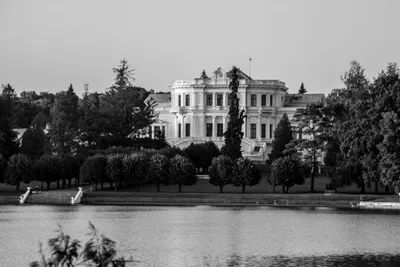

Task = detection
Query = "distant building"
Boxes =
[145,67,325,162]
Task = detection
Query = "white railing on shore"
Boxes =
[19,187,31,204]
[71,187,83,205]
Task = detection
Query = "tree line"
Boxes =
[268,61,400,194]
[2,144,262,194]
[0,58,159,162]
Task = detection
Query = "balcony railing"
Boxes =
[172,79,285,87]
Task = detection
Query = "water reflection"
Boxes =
[1,205,400,266]
[222,253,400,267]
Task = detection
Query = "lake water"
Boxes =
[1,205,400,266]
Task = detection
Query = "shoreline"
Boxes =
[1,190,400,209]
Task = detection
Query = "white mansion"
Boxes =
[145,67,325,163]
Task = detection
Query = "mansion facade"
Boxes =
[145,67,325,163]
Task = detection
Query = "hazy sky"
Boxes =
[1,0,400,97]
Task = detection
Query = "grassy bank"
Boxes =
[2,186,398,206]
[1,174,398,206]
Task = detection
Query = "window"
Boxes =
[261,123,266,138]
[261,95,267,106]
[206,94,213,106]
[228,94,233,106]
[162,126,165,135]
[216,94,223,106]
[250,94,257,106]
[178,124,181,138]
[178,95,181,106]
[269,124,273,138]
[217,123,223,137]
[185,94,190,106]
[250,124,256,139]
[206,123,212,137]
[185,123,190,137]
[149,126,152,138]
[270,95,273,106]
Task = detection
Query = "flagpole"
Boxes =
[249,57,252,78]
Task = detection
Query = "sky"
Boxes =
[1,0,400,97]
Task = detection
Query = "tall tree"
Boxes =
[48,84,79,154]
[100,59,156,145]
[110,58,135,93]
[77,85,104,149]
[372,63,400,192]
[19,126,46,159]
[268,113,292,164]
[222,66,246,160]
[285,102,330,192]
[335,61,375,193]
[0,84,18,158]
[298,82,307,94]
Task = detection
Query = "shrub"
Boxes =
[204,141,220,159]
[158,146,188,159]
[139,148,158,161]
[184,142,221,173]
[149,153,170,192]
[269,156,304,193]
[184,144,204,172]
[88,146,138,157]
[232,157,261,194]
[30,222,130,267]
[4,153,33,191]
[209,155,233,193]
[169,154,197,192]
[123,152,150,191]
[36,155,62,190]
[80,155,108,190]
[106,154,125,191]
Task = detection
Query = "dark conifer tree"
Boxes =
[0,84,18,158]
[221,66,246,160]
[267,113,293,164]
[49,84,79,154]
[299,82,307,94]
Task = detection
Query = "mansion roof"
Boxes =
[145,93,171,104]
[283,94,325,107]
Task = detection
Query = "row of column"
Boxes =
[174,115,228,138]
